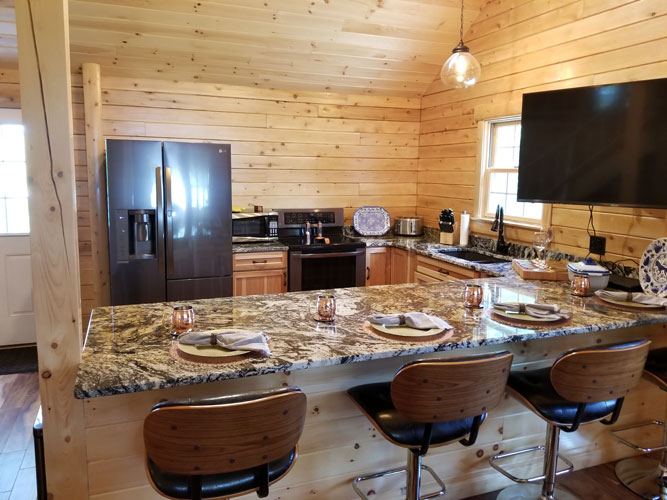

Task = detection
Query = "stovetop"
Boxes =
[278,234,366,253]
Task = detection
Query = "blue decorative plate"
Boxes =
[640,237,667,297]
[353,206,391,236]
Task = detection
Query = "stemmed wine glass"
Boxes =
[532,227,553,269]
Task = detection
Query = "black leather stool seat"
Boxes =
[348,382,486,448]
[645,347,667,388]
[508,368,618,426]
[147,448,296,499]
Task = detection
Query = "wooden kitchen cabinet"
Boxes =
[414,255,485,282]
[365,247,391,286]
[233,251,287,296]
[390,247,415,284]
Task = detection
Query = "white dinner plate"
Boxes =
[491,306,562,323]
[597,296,665,310]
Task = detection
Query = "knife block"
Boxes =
[439,224,458,245]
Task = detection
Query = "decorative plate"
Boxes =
[353,206,391,236]
[640,238,667,297]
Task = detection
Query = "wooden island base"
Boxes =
[83,324,667,500]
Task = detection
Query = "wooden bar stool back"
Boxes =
[348,351,514,500]
[143,387,306,500]
[490,339,651,500]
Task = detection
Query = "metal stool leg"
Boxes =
[352,448,446,500]
[615,399,667,500]
[495,424,579,500]
[407,450,422,500]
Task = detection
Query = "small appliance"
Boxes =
[232,212,278,243]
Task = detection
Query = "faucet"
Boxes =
[491,205,508,255]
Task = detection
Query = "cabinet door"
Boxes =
[233,269,287,296]
[390,248,415,284]
[365,247,391,286]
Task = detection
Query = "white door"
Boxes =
[0,235,35,345]
[0,109,35,346]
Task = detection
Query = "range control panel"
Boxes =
[277,208,344,228]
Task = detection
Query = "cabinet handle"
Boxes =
[283,271,287,287]
[252,259,268,264]
[366,266,370,280]
[438,269,450,275]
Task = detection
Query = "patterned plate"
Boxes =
[353,206,391,236]
[640,238,667,297]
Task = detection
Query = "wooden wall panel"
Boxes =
[97,77,420,224]
[418,0,667,264]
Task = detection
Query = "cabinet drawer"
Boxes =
[233,251,287,272]
[415,255,481,281]
[414,271,441,284]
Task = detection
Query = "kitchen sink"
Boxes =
[437,249,508,264]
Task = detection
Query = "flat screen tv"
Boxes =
[517,78,667,208]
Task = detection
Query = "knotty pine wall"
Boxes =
[3,68,419,322]
[418,0,667,263]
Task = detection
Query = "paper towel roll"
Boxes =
[460,211,470,246]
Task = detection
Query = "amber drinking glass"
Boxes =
[571,274,591,297]
[171,305,195,334]
[463,284,484,308]
[313,294,336,322]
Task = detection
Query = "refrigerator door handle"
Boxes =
[155,167,165,274]
[164,166,174,275]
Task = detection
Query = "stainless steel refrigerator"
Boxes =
[106,140,232,305]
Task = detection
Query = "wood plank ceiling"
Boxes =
[0,0,485,97]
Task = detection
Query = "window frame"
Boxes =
[477,115,550,228]
[0,107,29,236]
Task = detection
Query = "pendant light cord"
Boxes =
[459,0,464,43]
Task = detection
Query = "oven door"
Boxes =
[289,249,366,292]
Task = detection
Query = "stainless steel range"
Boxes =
[276,208,366,292]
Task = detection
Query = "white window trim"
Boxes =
[0,108,28,236]
[476,115,551,228]
[0,108,22,124]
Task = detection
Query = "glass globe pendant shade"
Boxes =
[440,42,481,88]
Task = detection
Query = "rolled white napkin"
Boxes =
[367,312,452,330]
[492,302,572,321]
[595,290,667,307]
[178,330,270,356]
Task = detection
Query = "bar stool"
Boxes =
[489,339,651,500]
[613,347,667,500]
[143,387,306,500]
[347,351,514,500]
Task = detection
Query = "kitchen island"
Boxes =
[77,272,667,500]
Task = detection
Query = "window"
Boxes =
[0,115,29,234]
[480,117,543,224]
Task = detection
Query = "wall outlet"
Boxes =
[589,235,606,255]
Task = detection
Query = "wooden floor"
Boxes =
[0,373,39,500]
[463,458,646,500]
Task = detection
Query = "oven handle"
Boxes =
[292,249,365,259]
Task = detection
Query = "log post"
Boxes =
[82,62,110,307]
[15,0,88,498]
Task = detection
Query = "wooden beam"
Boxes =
[82,62,110,308]
[15,0,88,498]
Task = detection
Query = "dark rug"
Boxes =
[0,346,39,375]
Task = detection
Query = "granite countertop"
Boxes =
[232,241,288,253]
[76,269,667,398]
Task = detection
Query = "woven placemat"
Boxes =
[488,311,572,329]
[364,322,454,343]
[169,343,261,365]
[592,295,666,313]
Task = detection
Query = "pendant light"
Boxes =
[440,0,481,88]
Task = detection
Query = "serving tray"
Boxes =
[353,206,391,236]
